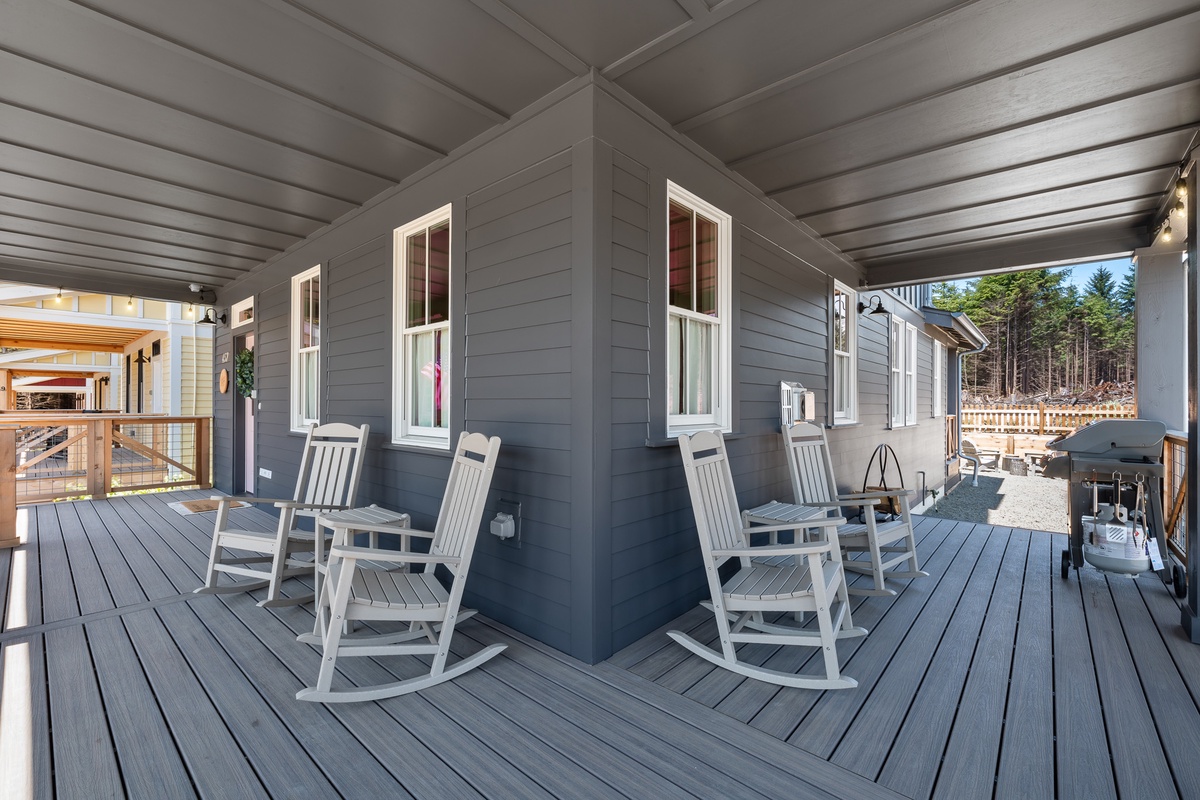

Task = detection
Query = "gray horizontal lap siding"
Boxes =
[462,150,575,652]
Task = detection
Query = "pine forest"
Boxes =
[932,265,1135,402]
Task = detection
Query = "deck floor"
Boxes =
[1,494,1198,798]
[611,516,1200,800]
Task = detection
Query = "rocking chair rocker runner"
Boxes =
[297,431,504,703]
[195,422,369,607]
[744,422,928,597]
[671,430,866,690]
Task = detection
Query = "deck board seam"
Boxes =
[0,590,196,642]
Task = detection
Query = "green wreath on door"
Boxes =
[234,348,254,397]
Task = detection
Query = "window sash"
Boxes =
[394,206,453,446]
[668,309,718,420]
[402,324,448,438]
[833,285,856,421]
[292,268,320,430]
[891,318,904,426]
[905,326,917,426]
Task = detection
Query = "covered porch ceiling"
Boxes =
[2,0,1197,300]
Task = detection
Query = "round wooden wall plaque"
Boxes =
[219,368,230,394]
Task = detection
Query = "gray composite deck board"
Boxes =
[993,529,1055,800]
[931,528,1028,799]
[86,616,197,800]
[869,524,1008,795]
[1109,573,1200,797]
[1051,544,1120,800]
[8,493,1200,799]
[1078,566,1178,798]
[44,624,124,799]
[465,618,898,800]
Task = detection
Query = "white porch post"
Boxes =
[1183,160,1200,642]
[1135,249,1187,430]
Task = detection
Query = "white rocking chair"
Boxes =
[297,431,504,703]
[670,430,866,690]
[195,422,369,607]
[744,422,928,597]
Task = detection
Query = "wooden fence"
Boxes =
[960,403,1136,435]
[0,414,211,548]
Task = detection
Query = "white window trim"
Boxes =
[230,297,254,329]
[832,281,857,424]
[393,204,453,449]
[905,325,918,426]
[891,317,922,428]
[290,265,320,432]
[666,182,732,436]
[933,340,946,417]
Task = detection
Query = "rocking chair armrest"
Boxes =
[328,544,460,566]
[840,489,916,500]
[713,541,833,558]
[740,517,846,536]
[211,495,292,507]
[360,522,434,539]
[273,500,350,511]
[803,499,880,509]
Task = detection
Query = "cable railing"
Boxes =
[0,414,211,546]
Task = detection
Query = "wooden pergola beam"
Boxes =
[9,368,105,379]
[0,338,124,353]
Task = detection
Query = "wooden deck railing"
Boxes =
[961,403,1136,435]
[1163,430,1187,568]
[0,414,211,547]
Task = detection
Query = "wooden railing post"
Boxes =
[196,416,211,489]
[1038,402,1046,435]
[87,419,110,499]
[0,428,18,548]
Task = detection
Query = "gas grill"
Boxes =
[1043,418,1169,581]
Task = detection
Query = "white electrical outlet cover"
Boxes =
[259,467,272,479]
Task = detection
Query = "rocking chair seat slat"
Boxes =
[351,570,446,609]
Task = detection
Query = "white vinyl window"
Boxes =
[667,183,732,434]
[291,267,320,431]
[933,340,946,417]
[891,316,918,427]
[394,205,452,448]
[832,282,857,423]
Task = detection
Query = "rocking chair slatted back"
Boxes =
[783,423,839,506]
[677,430,746,565]
[296,423,369,513]
[430,432,501,577]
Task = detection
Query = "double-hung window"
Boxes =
[890,316,919,427]
[291,266,320,431]
[667,183,731,433]
[933,340,946,417]
[832,282,857,423]
[394,205,451,448]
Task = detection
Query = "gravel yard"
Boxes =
[920,467,1069,532]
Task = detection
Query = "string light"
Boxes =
[55,288,63,303]
[1177,176,1188,199]
[1175,198,1186,218]
[187,303,194,316]
[1162,220,1173,243]
[127,295,134,309]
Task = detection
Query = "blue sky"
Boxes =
[948,256,1134,293]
